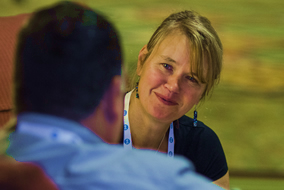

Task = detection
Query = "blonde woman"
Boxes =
[123,10,229,189]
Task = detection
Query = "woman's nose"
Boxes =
[164,75,179,93]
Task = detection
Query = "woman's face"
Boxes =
[136,32,207,123]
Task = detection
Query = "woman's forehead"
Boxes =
[151,32,208,81]
[152,32,190,61]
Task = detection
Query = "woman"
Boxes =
[123,10,229,189]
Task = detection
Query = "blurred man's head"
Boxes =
[14,1,122,121]
[14,1,123,143]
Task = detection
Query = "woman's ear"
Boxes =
[136,45,148,76]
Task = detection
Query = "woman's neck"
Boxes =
[128,91,170,150]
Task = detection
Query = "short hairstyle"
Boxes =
[130,10,222,100]
[14,2,122,121]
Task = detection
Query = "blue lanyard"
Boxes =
[123,90,174,157]
[17,121,83,145]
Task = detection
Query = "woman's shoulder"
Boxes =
[175,115,228,181]
[177,115,217,137]
[175,115,223,156]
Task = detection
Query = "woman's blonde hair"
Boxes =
[128,10,223,100]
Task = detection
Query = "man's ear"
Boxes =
[136,45,148,76]
[101,75,123,125]
[80,75,123,144]
[98,75,123,144]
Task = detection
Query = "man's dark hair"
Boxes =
[14,1,122,121]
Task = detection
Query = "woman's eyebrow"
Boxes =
[161,55,176,64]
[191,73,200,78]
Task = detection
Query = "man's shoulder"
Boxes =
[109,148,222,190]
[75,144,196,178]
[130,149,195,174]
[8,131,222,190]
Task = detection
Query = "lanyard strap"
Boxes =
[17,122,83,145]
[123,91,133,149]
[123,90,174,158]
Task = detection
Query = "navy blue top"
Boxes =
[175,115,228,181]
[121,115,228,181]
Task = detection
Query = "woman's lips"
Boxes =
[154,92,178,106]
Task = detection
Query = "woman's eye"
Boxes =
[187,76,198,83]
[163,63,172,70]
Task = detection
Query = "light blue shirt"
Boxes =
[7,113,222,190]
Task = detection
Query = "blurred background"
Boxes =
[0,0,283,189]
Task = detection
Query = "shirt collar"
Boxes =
[16,112,103,144]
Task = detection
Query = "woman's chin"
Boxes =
[151,112,176,123]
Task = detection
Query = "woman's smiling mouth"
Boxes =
[154,92,178,106]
